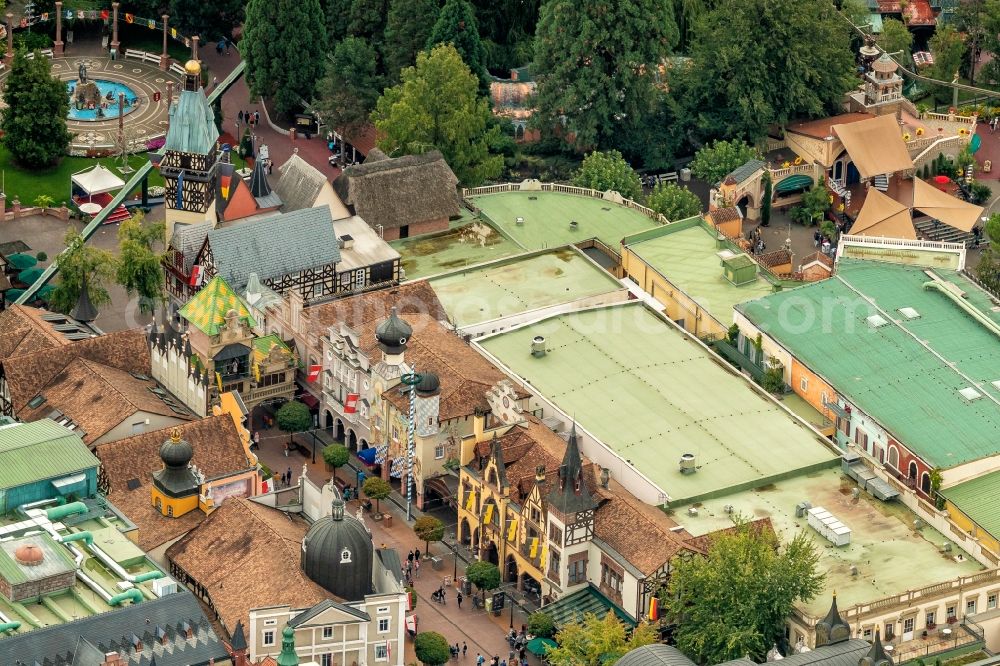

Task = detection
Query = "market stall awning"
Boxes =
[540,584,637,630]
[774,174,813,194]
[850,189,916,239]
[911,178,983,232]
[833,114,913,179]
[71,164,126,196]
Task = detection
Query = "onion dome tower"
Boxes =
[859,629,893,666]
[375,307,412,356]
[152,427,200,514]
[301,489,373,601]
[276,624,299,666]
[815,593,852,647]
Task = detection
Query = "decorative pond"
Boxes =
[66,79,139,121]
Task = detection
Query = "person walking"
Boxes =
[407,550,414,564]
[286,467,293,485]
[414,548,421,562]
[463,642,468,658]
[414,558,421,579]
[254,110,260,126]
[457,591,463,608]
[476,654,485,666]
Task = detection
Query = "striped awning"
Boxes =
[541,585,637,629]
[775,174,814,194]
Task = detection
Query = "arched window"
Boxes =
[921,472,931,494]
[908,461,918,479]
[888,446,899,470]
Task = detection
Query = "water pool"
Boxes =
[67,79,139,121]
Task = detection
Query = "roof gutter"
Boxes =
[922,279,1000,340]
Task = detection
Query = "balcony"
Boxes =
[889,623,983,663]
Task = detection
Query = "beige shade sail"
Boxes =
[911,178,984,233]
[851,188,916,239]
[833,114,913,179]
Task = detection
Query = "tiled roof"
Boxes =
[2,329,150,416]
[0,419,98,490]
[274,153,328,213]
[382,313,524,420]
[171,221,212,272]
[166,498,328,634]
[708,207,742,224]
[253,333,292,360]
[205,206,341,291]
[0,589,229,666]
[0,305,73,360]
[756,248,792,269]
[305,279,445,337]
[332,150,460,230]
[180,275,257,336]
[801,251,834,269]
[724,160,766,185]
[96,415,252,550]
[17,358,193,445]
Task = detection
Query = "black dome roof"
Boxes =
[416,372,440,395]
[301,494,373,600]
[375,307,412,354]
[159,428,193,468]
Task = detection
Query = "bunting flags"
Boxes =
[171,27,177,38]
[101,9,109,19]
[147,18,155,29]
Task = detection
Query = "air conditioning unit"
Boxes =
[152,577,179,597]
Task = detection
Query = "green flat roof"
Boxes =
[391,217,522,280]
[678,466,982,617]
[0,420,98,490]
[942,470,1000,542]
[736,259,1000,469]
[470,191,659,250]
[477,303,838,504]
[429,248,623,327]
[624,221,775,325]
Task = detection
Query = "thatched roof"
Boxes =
[332,150,461,230]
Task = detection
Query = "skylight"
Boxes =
[992,380,1000,391]
[959,387,983,402]
[898,307,921,320]
[866,314,889,328]
[27,394,46,409]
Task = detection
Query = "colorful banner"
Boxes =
[124,13,134,23]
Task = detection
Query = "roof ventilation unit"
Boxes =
[679,453,697,474]
[898,307,921,320]
[959,387,982,402]
[865,314,889,328]
[530,336,546,358]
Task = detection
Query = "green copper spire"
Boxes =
[276,624,299,666]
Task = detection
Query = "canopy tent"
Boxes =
[526,638,557,656]
[774,174,814,194]
[833,114,913,179]
[5,253,37,270]
[911,178,983,232]
[71,164,126,196]
[851,189,916,239]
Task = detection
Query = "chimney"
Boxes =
[531,336,546,358]
[339,234,355,250]
[101,653,127,666]
[600,467,610,489]
[182,620,193,639]
[535,465,546,483]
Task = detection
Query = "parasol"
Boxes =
[6,253,37,270]
[933,175,951,184]
[526,637,557,656]
[79,202,103,215]
[17,268,45,285]
[36,284,56,300]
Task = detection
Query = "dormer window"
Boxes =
[341,547,352,563]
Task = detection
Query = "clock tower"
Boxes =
[161,59,220,241]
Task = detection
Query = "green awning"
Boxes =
[6,253,37,270]
[526,637,557,656]
[540,585,637,630]
[775,174,814,194]
[17,268,44,285]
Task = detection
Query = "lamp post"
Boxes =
[400,371,422,522]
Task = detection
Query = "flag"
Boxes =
[125,13,134,23]
[529,537,539,558]
[171,27,177,38]
[253,363,261,384]
[189,265,203,287]
[176,170,184,209]
[507,518,518,542]
[649,597,659,621]
[483,504,494,525]
[344,393,359,414]
[306,364,322,382]
[539,544,547,569]
[101,9,109,19]
[215,372,223,392]
[464,490,476,511]
[387,642,392,660]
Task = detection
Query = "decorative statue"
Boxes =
[78,63,87,83]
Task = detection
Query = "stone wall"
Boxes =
[9,570,76,602]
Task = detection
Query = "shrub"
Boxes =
[528,611,556,638]
[35,251,47,263]
[322,444,350,470]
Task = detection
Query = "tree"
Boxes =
[877,19,913,64]
[383,0,441,82]
[464,561,500,600]
[760,172,773,227]
[169,0,244,42]
[840,0,870,26]
[677,0,855,141]
[527,611,556,639]
[275,401,312,447]
[347,0,390,49]
[571,150,642,200]
[425,0,490,95]
[372,44,503,185]
[322,444,350,470]
[791,179,831,227]
[1,50,72,168]
[413,516,445,555]
[663,520,824,664]
[533,0,678,150]
[363,476,392,514]
[976,0,1000,86]
[244,0,327,117]
[928,25,967,102]
[545,612,656,666]
[690,140,762,186]
[115,212,165,315]
[414,631,451,665]
[49,229,115,315]
[647,182,702,222]
[314,37,384,132]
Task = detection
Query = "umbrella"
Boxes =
[36,284,56,300]
[6,253,37,270]
[6,288,25,301]
[970,133,982,153]
[933,175,951,184]
[526,637,557,656]
[17,268,44,285]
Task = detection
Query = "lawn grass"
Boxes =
[0,146,163,206]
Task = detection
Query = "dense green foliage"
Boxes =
[49,229,115,315]
[314,37,384,131]
[362,476,392,513]
[791,178,832,226]
[464,561,501,594]
[572,150,642,200]
[244,0,327,116]
[413,516,446,555]
[384,0,441,81]
[414,632,451,665]
[928,25,967,102]
[1,50,72,168]
[473,0,539,71]
[664,520,824,663]
[674,0,855,142]
[527,611,556,639]
[646,182,702,221]
[690,140,762,185]
[275,401,312,444]
[372,44,503,185]
[760,172,773,227]
[322,444,350,469]
[546,612,656,666]
[533,0,678,151]
[426,0,490,95]
[170,0,244,41]
[975,214,1000,294]
[878,19,913,64]
[115,212,165,315]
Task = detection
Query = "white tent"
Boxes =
[71,164,125,196]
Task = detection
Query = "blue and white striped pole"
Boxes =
[401,371,422,522]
